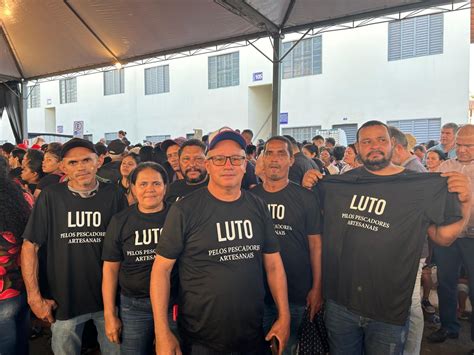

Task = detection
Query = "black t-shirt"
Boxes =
[156,188,279,352]
[315,168,462,325]
[37,173,61,190]
[165,178,208,205]
[251,182,322,305]
[289,152,319,185]
[97,161,122,183]
[22,182,128,320]
[102,204,168,298]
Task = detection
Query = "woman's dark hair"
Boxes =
[26,148,44,163]
[426,149,447,161]
[303,144,319,158]
[46,142,62,159]
[25,154,45,180]
[347,144,358,154]
[122,152,141,165]
[332,146,346,161]
[10,148,26,164]
[320,147,333,156]
[426,140,438,150]
[129,162,169,187]
[0,156,30,236]
[139,146,154,162]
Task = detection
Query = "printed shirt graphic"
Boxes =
[156,188,279,352]
[316,168,462,325]
[102,204,168,298]
[22,182,128,320]
[0,231,23,300]
[251,182,322,305]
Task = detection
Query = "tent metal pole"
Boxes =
[271,34,281,136]
[21,81,28,141]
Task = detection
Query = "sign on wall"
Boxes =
[252,72,263,81]
[73,121,84,138]
[279,112,288,125]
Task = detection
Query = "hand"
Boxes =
[442,171,472,203]
[265,317,290,355]
[28,297,57,323]
[156,330,182,355]
[302,169,323,189]
[104,312,122,344]
[306,288,323,321]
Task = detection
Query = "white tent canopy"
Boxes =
[0,0,454,81]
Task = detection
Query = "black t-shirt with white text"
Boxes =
[22,182,128,320]
[251,182,322,305]
[165,178,208,205]
[102,204,168,298]
[315,168,462,325]
[156,188,279,352]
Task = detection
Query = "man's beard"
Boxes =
[184,169,207,184]
[360,149,393,171]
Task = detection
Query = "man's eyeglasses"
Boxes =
[207,155,246,166]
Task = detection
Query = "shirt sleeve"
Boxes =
[305,190,322,235]
[102,215,124,262]
[424,177,463,226]
[155,204,186,260]
[21,190,50,246]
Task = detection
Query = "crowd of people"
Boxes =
[0,120,473,355]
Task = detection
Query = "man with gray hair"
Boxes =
[389,127,426,173]
[428,122,459,159]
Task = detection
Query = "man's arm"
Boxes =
[428,171,472,246]
[306,234,323,320]
[150,255,181,355]
[102,261,121,344]
[263,252,290,355]
[21,240,57,322]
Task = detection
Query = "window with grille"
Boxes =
[387,118,441,144]
[104,132,118,144]
[28,85,40,108]
[104,69,125,95]
[281,125,322,142]
[282,36,322,79]
[146,135,171,144]
[145,65,170,95]
[59,78,77,104]
[332,124,358,144]
[388,13,443,61]
[208,52,239,89]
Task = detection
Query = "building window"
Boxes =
[332,124,358,144]
[208,52,239,89]
[281,125,322,142]
[104,69,125,95]
[83,134,93,142]
[59,78,77,104]
[282,36,322,79]
[28,85,40,108]
[146,135,171,144]
[388,13,443,61]
[387,118,441,144]
[145,65,170,95]
[104,132,118,144]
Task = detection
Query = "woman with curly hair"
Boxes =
[0,156,31,355]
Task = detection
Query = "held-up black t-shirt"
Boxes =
[289,152,319,185]
[315,168,462,325]
[156,188,279,352]
[165,178,208,205]
[22,182,128,320]
[251,182,322,305]
[102,204,168,298]
[37,173,61,190]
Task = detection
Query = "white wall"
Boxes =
[0,9,469,144]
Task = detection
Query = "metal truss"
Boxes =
[29,0,470,84]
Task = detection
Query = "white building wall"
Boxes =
[0,9,469,144]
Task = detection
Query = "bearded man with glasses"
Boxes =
[151,127,290,354]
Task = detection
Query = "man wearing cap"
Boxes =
[161,138,185,182]
[151,128,290,354]
[97,139,127,183]
[21,138,127,355]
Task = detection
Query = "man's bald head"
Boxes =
[455,124,474,163]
